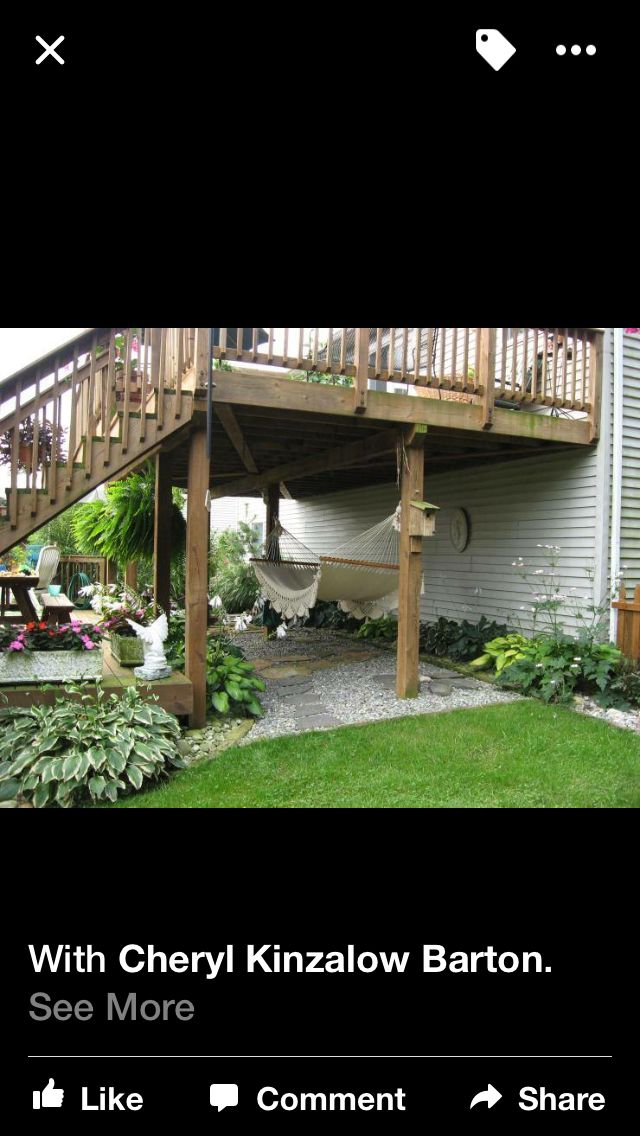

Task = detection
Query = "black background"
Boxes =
[7,838,626,1127]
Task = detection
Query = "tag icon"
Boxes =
[476,29,516,71]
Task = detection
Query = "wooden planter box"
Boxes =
[110,632,144,666]
[0,648,103,685]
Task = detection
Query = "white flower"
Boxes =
[573,657,582,662]
[234,615,249,631]
[276,624,287,639]
[535,663,544,668]
[78,583,96,597]
[210,594,223,609]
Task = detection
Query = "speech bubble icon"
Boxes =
[209,1084,239,1111]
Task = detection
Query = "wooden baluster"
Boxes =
[389,328,396,380]
[120,329,132,452]
[283,327,290,367]
[550,330,559,404]
[268,327,274,363]
[298,327,305,367]
[541,329,549,400]
[339,328,347,374]
[426,329,434,385]
[461,328,469,389]
[450,328,458,388]
[48,358,60,502]
[219,328,227,359]
[312,328,319,370]
[560,327,569,405]
[414,328,423,385]
[139,327,148,443]
[571,329,577,405]
[580,332,587,408]
[325,327,333,373]
[175,327,184,418]
[475,328,481,391]
[66,347,79,488]
[157,329,166,430]
[438,327,446,387]
[510,328,518,398]
[9,379,21,528]
[401,328,409,380]
[530,329,539,400]
[30,369,41,515]
[499,328,507,395]
[236,328,243,362]
[251,327,258,361]
[521,328,529,401]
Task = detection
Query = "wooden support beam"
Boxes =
[210,427,400,499]
[279,482,293,499]
[215,404,259,472]
[396,427,426,698]
[185,428,210,727]
[265,483,280,537]
[153,451,173,615]
[207,371,592,444]
[125,561,138,590]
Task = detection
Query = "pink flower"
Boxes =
[624,328,640,333]
[81,636,95,650]
[9,640,24,651]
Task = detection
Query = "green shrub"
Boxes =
[209,652,265,717]
[210,522,261,612]
[304,602,359,631]
[419,616,509,660]
[419,617,459,656]
[356,616,397,642]
[606,659,640,709]
[0,685,185,807]
[496,634,623,704]
[470,633,532,674]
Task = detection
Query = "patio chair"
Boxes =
[28,545,61,615]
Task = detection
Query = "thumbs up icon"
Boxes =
[33,1078,64,1108]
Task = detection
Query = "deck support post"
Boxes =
[153,450,173,616]
[265,483,280,535]
[125,561,138,590]
[185,427,210,727]
[396,427,426,698]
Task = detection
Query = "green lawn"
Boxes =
[109,701,640,808]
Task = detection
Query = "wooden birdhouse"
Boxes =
[409,500,439,537]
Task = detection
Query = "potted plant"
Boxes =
[0,416,67,471]
[0,620,104,684]
[79,583,156,666]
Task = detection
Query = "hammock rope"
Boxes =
[250,510,417,621]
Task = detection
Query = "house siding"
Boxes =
[621,331,640,588]
[280,448,600,634]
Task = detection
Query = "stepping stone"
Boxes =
[294,713,341,730]
[447,678,480,690]
[371,674,422,693]
[279,692,324,708]
[272,674,313,688]
[276,681,313,697]
[429,681,452,695]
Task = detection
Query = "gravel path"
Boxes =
[231,630,518,743]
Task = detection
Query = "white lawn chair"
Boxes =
[28,545,61,615]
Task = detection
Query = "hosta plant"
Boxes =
[356,616,397,642]
[209,653,265,717]
[0,684,185,808]
[496,634,623,705]
[470,634,532,673]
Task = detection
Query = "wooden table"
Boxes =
[0,575,39,622]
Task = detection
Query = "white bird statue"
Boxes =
[126,612,172,680]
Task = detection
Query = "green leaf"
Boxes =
[107,748,127,773]
[133,706,154,725]
[88,775,107,798]
[8,750,36,777]
[75,753,90,780]
[86,747,107,770]
[32,782,51,809]
[244,698,264,717]
[225,680,242,702]
[104,781,119,802]
[62,751,82,781]
[126,765,143,790]
[0,779,20,801]
[212,691,229,714]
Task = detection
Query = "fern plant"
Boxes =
[73,463,185,567]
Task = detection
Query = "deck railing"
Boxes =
[212,327,604,435]
[56,555,107,593]
[0,328,194,533]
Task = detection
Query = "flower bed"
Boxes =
[0,620,103,684]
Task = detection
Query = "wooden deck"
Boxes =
[0,643,193,716]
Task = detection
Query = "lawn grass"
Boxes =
[110,701,640,809]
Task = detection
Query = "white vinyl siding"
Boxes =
[210,496,265,535]
[280,448,600,635]
[621,332,640,588]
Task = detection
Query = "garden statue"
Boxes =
[126,612,172,680]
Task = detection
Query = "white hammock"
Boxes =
[251,510,418,621]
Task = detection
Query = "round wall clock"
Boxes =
[450,508,470,552]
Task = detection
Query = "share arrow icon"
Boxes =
[470,1084,502,1109]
